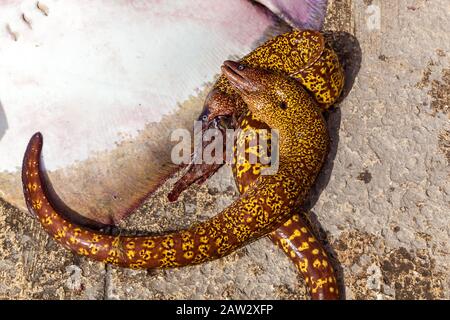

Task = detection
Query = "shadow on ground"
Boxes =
[301,31,362,299]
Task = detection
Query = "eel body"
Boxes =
[228,31,343,298]
[213,30,343,114]
[22,62,328,269]
[169,29,343,200]
[234,111,339,299]
[171,31,344,299]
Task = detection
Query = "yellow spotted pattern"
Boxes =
[21,65,328,271]
[21,30,343,300]
[213,30,343,116]
[232,114,340,300]
[228,34,344,298]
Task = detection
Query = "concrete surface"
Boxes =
[0,0,449,299]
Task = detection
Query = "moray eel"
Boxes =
[169,29,343,200]
[230,32,343,299]
[171,31,344,299]
[22,61,328,269]
[234,110,339,299]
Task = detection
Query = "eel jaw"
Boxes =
[221,60,254,94]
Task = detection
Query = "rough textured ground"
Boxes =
[0,0,449,299]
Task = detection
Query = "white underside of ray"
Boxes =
[0,0,272,171]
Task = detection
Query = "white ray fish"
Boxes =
[0,0,328,224]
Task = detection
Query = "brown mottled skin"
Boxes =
[233,110,339,299]
[169,29,343,199]
[170,30,344,299]
[22,62,329,270]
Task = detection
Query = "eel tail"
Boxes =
[22,132,295,270]
[269,213,340,300]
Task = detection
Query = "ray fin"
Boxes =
[254,0,328,30]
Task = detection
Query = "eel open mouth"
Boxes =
[168,114,233,202]
[168,60,254,202]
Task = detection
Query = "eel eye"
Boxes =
[237,64,245,71]
[279,102,287,110]
[202,115,208,121]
